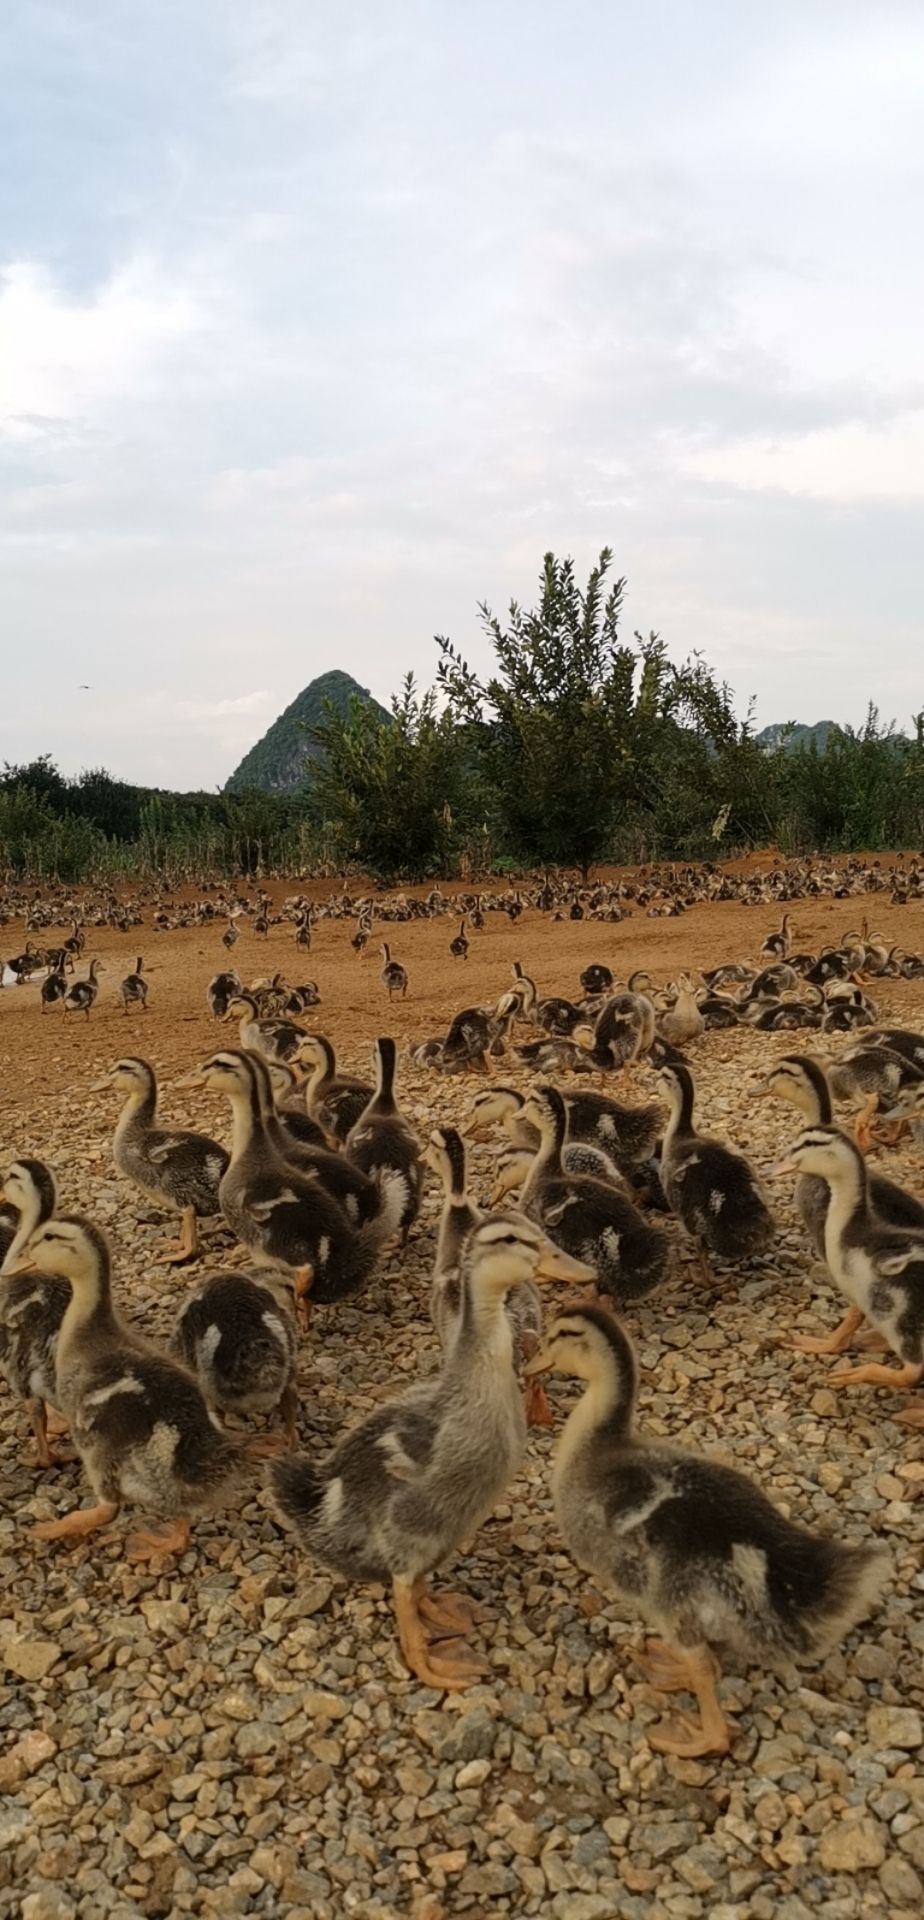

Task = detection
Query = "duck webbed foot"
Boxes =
[124,1516,192,1562]
[418,1587,481,1636]
[641,1643,736,1758]
[154,1206,199,1265]
[25,1399,76,1469]
[30,1498,120,1543]
[829,1360,924,1392]
[394,1578,488,1690]
[893,1401,924,1428]
[791,1305,864,1355]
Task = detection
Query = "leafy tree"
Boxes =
[436,549,739,879]
[309,674,467,882]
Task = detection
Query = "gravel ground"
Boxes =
[1,905,923,1920]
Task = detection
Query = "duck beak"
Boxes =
[3,1257,37,1277]
[489,1179,513,1208]
[88,1075,113,1093]
[533,1244,596,1284]
[176,1069,208,1089]
[768,1154,798,1178]
[458,1116,482,1139]
[524,1343,554,1377]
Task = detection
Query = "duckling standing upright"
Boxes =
[527,1305,889,1755]
[0,1159,70,1467]
[658,1064,774,1278]
[519,1086,670,1303]
[345,1038,422,1245]
[96,1058,229,1264]
[270,1216,591,1689]
[19,1217,242,1560]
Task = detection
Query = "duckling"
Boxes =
[510,960,538,1017]
[519,1086,670,1303]
[63,958,104,1018]
[526,1305,889,1756]
[298,1035,374,1141]
[760,912,793,961]
[0,1159,71,1467]
[536,996,584,1037]
[266,1062,332,1152]
[554,1085,665,1168]
[754,1056,924,1253]
[773,1127,924,1425]
[380,943,408,998]
[580,963,614,998]
[207,970,242,1018]
[449,919,469,962]
[247,1051,385,1230]
[424,1128,553,1426]
[517,1034,595,1075]
[657,976,705,1049]
[172,1267,299,1455]
[441,1006,496,1073]
[489,1140,623,1206]
[39,952,68,1013]
[658,1063,774,1276]
[461,1086,539,1149]
[190,1050,400,1311]
[95,1057,229,1265]
[120,956,148,1013]
[826,1045,924,1149]
[345,1038,422,1244]
[19,1217,242,1560]
[866,1026,924,1073]
[229,991,305,1065]
[584,974,657,1070]
[270,1215,591,1689]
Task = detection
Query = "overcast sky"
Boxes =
[2,1,923,791]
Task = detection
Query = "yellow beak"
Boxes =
[533,1243,596,1285]
[768,1155,798,1178]
[524,1343,555,1377]
[176,1069,208,1089]
[3,1257,37,1277]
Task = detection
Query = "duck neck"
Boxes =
[554,1341,637,1487]
[661,1077,693,1154]
[370,1041,397,1116]
[452,1275,515,1375]
[115,1082,157,1147]
[57,1260,120,1371]
[823,1154,871,1280]
[2,1189,49,1275]
[226,1086,261,1162]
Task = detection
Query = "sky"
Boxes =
[2,0,924,792]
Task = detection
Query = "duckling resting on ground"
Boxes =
[18,1217,242,1560]
[526,1304,889,1755]
[271,1215,591,1689]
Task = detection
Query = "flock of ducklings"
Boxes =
[2,898,924,1761]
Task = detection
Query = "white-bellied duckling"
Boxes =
[189,1050,401,1314]
[270,1214,591,1688]
[519,1086,670,1304]
[658,1063,774,1277]
[657,976,705,1049]
[1,1159,71,1467]
[754,1055,924,1254]
[297,1034,374,1142]
[865,1027,924,1073]
[380,943,408,998]
[94,1057,229,1265]
[424,1128,554,1426]
[581,974,657,1071]
[772,1127,924,1426]
[345,1038,422,1244]
[63,958,104,1018]
[119,957,148,1012]
[526,1304,888,1754]
[19,1217,241,1560]
[172,1267,299,1456]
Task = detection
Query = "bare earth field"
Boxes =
[1,881,923,1920]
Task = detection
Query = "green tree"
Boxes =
[309,674,467,882]
[436,549,739,878]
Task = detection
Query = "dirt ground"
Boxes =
[3,879,924,1141]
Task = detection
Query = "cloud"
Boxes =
[678,410,924,504]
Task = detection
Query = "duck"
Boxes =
[189,1050,400,1312]
[172,1267,299,1456]
[489,1139,624,1207]
[760,912,793,961]
[824,1046,924,1150]
[270,1215,591,1688]
[246,1051,385,1230]
[525,1305,889,1755]
[0,1159,71,1467]
[754,1055,924,1253]
[63,958,104,1018]
[516,1034,595,1075]
[94,1057,229,1264]
[207,970,242,1018]
[265,1062,333,1151]
[772,1127,924,1426]
[658,1063,774,1277]
[449,919,469,962]
[380,943,408,998]
[865,1026,924,1073]
[462,1086,539,1149]
[657,976,705,1049]
[297,1035,374,1142]
[345,1038,422,1244]
[583,974,657,1070]
[39,952,68,1013]
[424,1127,553,1426]
[519,1086,670,1304]
[580,963,614,998]
[510,961,537,1018]
[18,1217,242,1560]
[229,991,305,1065]
[119,957,148,1013]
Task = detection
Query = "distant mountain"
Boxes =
[756,720,836,752]
[225,670,390,794]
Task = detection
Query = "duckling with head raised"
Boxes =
[345,1038,422,1245]
[526,1305,888,1755]
[270,1214,591,1688]
[19,1216,242,1560]
[658,1063,774,1279]
[754,1055,924,1254]
[95,1057,229,1265]
[1,1159,71,1467]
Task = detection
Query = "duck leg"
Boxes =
[295,1265,314,1333]
[829,1359,924,1392]
[393,1578,488,1689]
[523,1377,555,1427]
[417,1587,481,1636]
[155,1206,199,1266]
[125,1516,192,1562]
[791,1305,864,1355]
[853,1096,879,1155]
[893,1401,924,1429]
[31,1499,120,1543]
[644,1644,736,1758]
[26,1399,75,1469]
